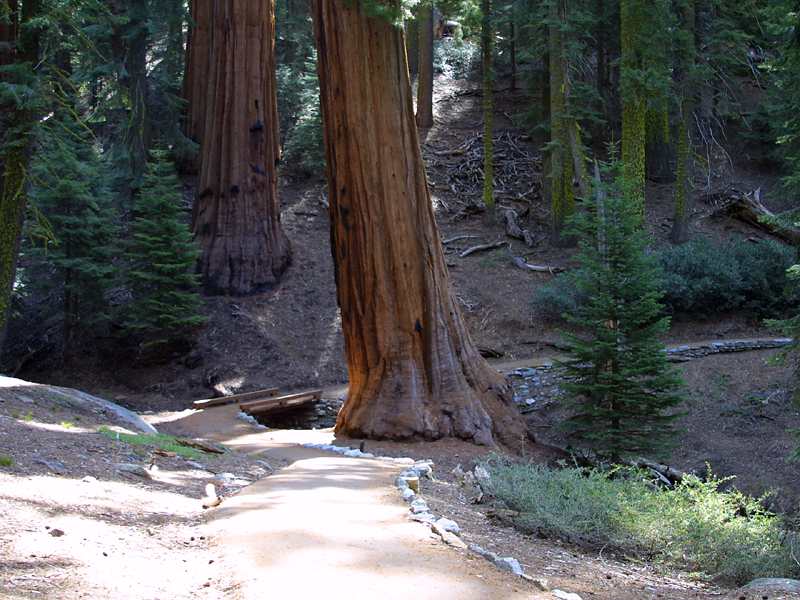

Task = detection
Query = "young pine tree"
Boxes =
[124,153,205,350]
[559,161,684,461]
[28,113,118,356]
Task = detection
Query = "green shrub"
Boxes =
[532,272,585,320]
[433,39,480,79]
[535,238,796,321]
[484,456,800,585]
[0,455,14,468]
[660,238,795,316]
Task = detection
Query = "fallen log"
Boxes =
[509,254,564,274]
[240,389,323,416]
[193,387,280,408]
[711,188,800,245]
[502,208,536,247]
[442,234,479,245]
[459,241,508,258]
[176,438,226,454]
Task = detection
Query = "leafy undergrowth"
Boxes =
[98,427,208,460]
[483,456,800,585]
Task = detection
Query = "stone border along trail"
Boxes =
[165,405,548,600]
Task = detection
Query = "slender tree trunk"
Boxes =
[192,0,291,296]
[549,0,574,246]
[509,6,516,91]
[406,18,418,76]
[125,0,150,190]
[620,0,646,215]
[0,0,38,355]
[416,1,434,128]
[312,0,525,447]
[481,0,494,213]
[184,0,212,148]
[672,0,695,244]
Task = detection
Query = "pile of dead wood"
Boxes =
[707,187,800,244]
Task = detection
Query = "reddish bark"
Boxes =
[191,0,290,295]
[313,0,525,447]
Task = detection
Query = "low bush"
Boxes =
[534,238,797,321]
[433,39,479,79]
[659,238,795,317]
[484,456,800,585]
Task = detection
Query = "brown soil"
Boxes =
[0,382,271,599]
[522,349,800,514]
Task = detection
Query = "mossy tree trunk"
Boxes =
[416,0,434,128]
[481,0,494,213]
[620,0,646,216]
[549,0,575,245]
[312,0,525,447]
[0,0,39,354]
[671,0,695,244]
[191,0,291,296]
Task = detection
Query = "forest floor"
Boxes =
[3,379,789,600]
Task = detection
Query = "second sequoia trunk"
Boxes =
[191,0,290,296]
[313,0,524,447]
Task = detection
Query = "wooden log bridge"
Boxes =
[239,389,323,417]
[193,388,280,408]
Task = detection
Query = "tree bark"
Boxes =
[549,0,574,245]
[481,0,494,212]
[192,0,291,296]
[620,0,646,215]
[312,0,524,447]
[416,1,434,128]
[184,0,212,150]
[406,17,418,76]
[0,0,37,355]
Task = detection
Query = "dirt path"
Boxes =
[160,407,542,600]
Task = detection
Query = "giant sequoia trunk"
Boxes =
[313,0,524,447]
[191,0,290,296]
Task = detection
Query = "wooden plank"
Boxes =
[240,389,322,416]
[193,387,280,408]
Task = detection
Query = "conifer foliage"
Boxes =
[124,153,205,350]
[559,162,684,460]
[28,113,118,354]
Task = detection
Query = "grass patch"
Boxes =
[483,456,800,585]
[0,455,14,468]
[98,427,208,460]
[60,421,75,429]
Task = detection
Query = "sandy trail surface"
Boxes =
[161,405,538,600]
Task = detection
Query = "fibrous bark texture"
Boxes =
[312,0,524,447]
[191,0,291,296]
